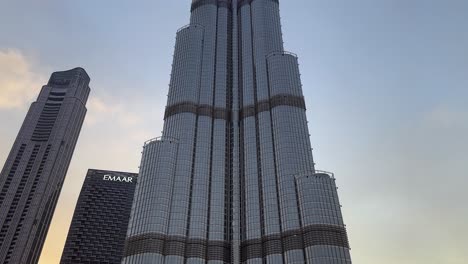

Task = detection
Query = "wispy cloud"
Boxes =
[0,49,47,109]
[424,105,468,129]
[85,96,144,127]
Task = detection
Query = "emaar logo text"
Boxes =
[103,174,134,183]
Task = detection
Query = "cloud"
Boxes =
[85,96,144,127]
[424,105,468,129]
[82,95,160,152]
[0,49,47,109]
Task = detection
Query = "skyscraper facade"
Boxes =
[123,1,351,263]
[0,68,90,264]
[60,169,138,264]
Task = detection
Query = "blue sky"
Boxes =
[1,1,467,263]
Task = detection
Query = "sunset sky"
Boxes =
[1,0,467,263]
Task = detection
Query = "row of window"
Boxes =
[2,145,40,264]
[0,144,26,206]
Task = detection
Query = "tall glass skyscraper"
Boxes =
[123,1,351,263]
[0,68,90,264]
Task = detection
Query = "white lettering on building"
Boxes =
[103,174,133,183]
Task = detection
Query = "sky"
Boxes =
[0,0,467,263]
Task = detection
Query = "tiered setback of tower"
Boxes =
[123,1,352,263]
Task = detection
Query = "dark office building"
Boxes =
[0,68,90,264]
[60,169,137,264]
[123,1,352,263]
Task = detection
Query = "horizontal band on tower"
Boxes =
[191,0,232,12]
[124,233,231,262]
[190,0,279,12]
[240,94,306,119]
[164,94,305,121]
[164,102,230,120]
[241,224,350,262]
[124,224,348,262]
[238,0,279,8]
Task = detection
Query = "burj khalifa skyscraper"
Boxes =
[123,0,352,263]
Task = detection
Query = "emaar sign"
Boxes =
[103,174,134,183]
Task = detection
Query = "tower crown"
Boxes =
[47,67,90,87]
